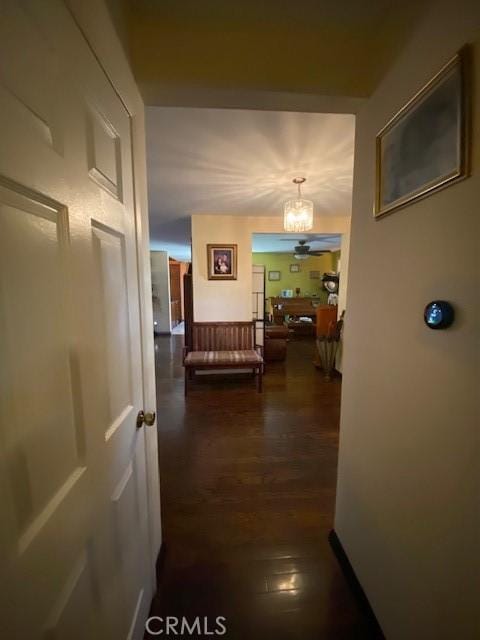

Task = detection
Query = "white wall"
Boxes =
[192,214,350,321]
[335,2,480,638]
[151,251,171,332]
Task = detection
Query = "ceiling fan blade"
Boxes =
[279,235,333,240]
[308,250,331,255]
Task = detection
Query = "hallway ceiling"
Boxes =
[147,107,354,260]
[119,0,428,106]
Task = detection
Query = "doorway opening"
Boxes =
[146,105,365,635]
[151,253,191,336]
[252,232,343,370]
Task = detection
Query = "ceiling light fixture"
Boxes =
[283,177,313,233]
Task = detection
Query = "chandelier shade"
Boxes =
[283,177,314,232]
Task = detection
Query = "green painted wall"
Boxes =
[331,250,341,272]
[252,252,335,302]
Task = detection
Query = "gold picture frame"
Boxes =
[375,48,469,218]
[207,244,237,280]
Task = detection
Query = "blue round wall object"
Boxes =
[424,300,454,329]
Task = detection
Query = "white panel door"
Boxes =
[0,2,155,639]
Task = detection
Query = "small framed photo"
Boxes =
[290,264,300,273]
[309,270,321,279]
[268,270,281,281]
[375,49,469,218]
[207,244,237,280]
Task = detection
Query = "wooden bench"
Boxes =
[183,321,264,395]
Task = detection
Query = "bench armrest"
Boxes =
[182,346,190,364]
[255,344,264,359]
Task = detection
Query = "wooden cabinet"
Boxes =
[169,261,181,328]
[183,272,193,348]
[170,299,181,327]
[316,305,338,337]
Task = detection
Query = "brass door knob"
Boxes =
[136,410,156,428]
[144,411,156,426]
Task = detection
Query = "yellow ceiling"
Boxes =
[114,0,430,105]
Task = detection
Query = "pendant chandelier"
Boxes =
[283,177,313,233]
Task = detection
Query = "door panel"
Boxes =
[0,2,154,638]
[0,181,83,537]
[86,106,123,201]
[111,459,148,637]
[92,222,133,437]
[44,548,102,640]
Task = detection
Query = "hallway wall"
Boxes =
[335,1,480,638]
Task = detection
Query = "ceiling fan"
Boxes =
[292,239,330,260]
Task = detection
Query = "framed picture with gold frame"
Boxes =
[207,244,237,280]
[375,49,469,218]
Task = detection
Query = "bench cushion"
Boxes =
[184,350,263,366]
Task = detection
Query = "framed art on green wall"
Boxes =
[268,270,281,281]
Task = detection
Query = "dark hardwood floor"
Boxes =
[148,335,379,639]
